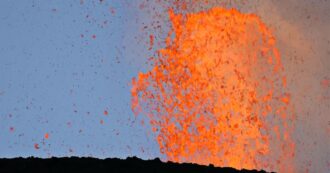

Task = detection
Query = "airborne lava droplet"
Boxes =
[104,110,108,116]
[109,7,116,15]
[9,127,14,132]
[34,143,40,150]
[131,8,295,172]
[149,34,154,50]
[44,133,49,139]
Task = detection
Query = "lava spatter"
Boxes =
[132,7,295,172]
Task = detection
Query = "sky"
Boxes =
[0,0,329,172]
[0,0,165,159]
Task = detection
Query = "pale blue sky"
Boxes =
[0,0,166,159]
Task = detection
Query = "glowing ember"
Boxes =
[44,133,49,139]
[104,110,109,116]
[9,127,14,132]
[34,143,40,150]
[132,7,295,172]
[149,34,154,50]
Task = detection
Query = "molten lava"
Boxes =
[132,7,295,172]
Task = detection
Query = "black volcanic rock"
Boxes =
[0,156,273,173]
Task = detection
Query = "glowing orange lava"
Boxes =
[132,7,295,172]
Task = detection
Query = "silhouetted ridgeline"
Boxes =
[0,157,273,173]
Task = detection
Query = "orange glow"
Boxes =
[132,8,295,172]
[44,133,49,139]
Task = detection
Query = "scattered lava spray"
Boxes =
[132,7,295,172]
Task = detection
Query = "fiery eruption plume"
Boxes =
[132,7,295,172]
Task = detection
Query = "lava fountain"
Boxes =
[132,7,296,172]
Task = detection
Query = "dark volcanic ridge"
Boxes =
[0,156,273,173]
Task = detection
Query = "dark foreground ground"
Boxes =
[0,157,273,173]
